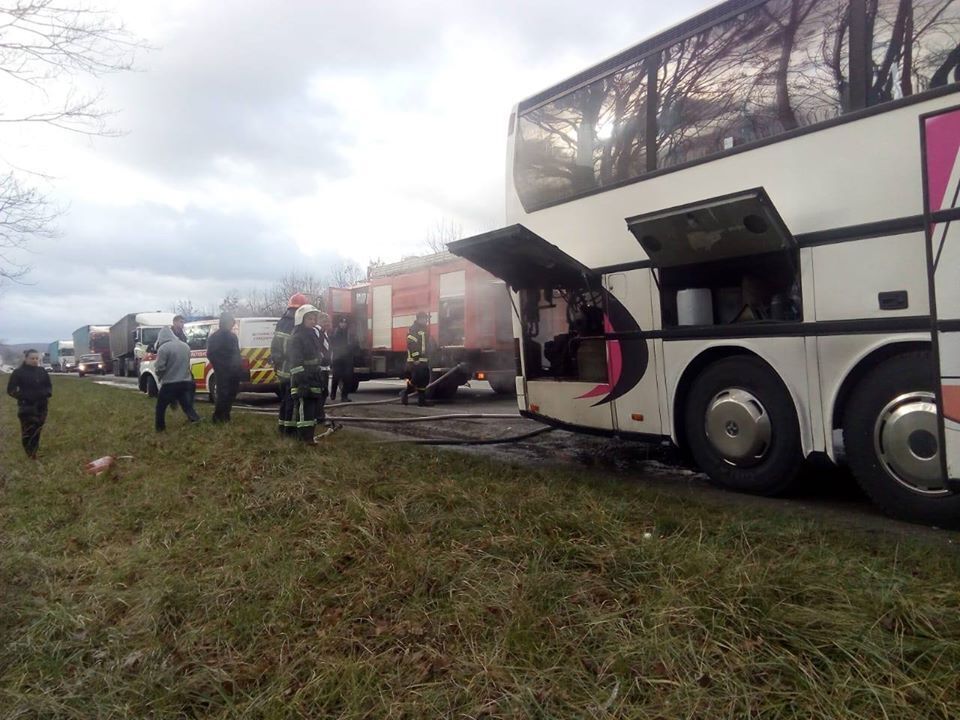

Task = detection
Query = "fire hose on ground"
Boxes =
[242,363,557,446]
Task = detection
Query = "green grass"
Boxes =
[1,378,959,719]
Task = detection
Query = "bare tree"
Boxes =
[172,299,195,317]
[366,257,385,279]
[0,172,56,282]
[0,1,140,284]
[422,218,463,254]
[329,258,364,288]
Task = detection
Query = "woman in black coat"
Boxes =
[6,349,53,459]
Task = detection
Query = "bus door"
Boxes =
[921,105,960,486]
[604,272,661,437]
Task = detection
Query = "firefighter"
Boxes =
[287,304,331,444]
[401,310,432,407]
[271,292,307,436]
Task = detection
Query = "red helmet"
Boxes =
[287,293,308,308]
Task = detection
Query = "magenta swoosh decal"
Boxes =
[577,316,620,399]
[925,109,960,213]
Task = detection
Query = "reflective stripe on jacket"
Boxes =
[406,324,429,363]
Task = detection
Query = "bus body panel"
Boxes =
[810,233,930,322]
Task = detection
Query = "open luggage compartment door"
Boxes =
[625,187,794,268]
[448,224,596,289]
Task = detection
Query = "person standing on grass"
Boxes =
[287,304,331,444]
[6,349,52,459]
[206,312,243,423]
[271,293,307,436]
[154,327,201,432]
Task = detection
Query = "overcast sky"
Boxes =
[0,0,713,344]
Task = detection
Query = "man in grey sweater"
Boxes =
[154,326,201,431]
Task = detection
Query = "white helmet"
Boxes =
[294,304,320,326]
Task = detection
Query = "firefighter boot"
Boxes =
[417,391,433,407]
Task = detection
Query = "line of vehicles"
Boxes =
[46,251,516,404]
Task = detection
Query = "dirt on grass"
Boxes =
[2,378,959,719]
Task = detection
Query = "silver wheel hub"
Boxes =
[874,392,947,495]
[705,388,771,466]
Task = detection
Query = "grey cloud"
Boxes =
[0,201,340,343]
[104,1,713,195]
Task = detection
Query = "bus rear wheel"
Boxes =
[684,356,802,496]
[843,351,960,528]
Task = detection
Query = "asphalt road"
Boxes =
[77,372,959,539]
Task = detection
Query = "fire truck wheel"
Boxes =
[843,351,960,528]
[347,378,360,394]
[684,355,802,496]
[430,379,459,401]
[145,375,158,398]
[489,374,517,395]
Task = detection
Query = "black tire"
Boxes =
[207,373,218,405]
[684,355,803,496]
[843,351,960,528]
[78,372,85,378]
[488,373,517,395]
[146,375,158,398]
[430,381,458,401]
[347,377,361,394]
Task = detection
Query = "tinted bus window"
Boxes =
[515,58,650,207]
[868,0,960,105]
[657,0,850,169]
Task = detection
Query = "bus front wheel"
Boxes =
[843,351,960,528]
[684,356,802,496]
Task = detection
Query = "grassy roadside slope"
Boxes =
[1,378,959,719]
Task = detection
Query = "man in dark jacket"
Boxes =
[401,311,432,406]
[329,316,354,402]
[287,304,331,443]
[271,293,306,435]
[171,315,188,343]
[206,312,243,423]
[6,349,53,458]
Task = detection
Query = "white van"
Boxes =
[139,317,279,402]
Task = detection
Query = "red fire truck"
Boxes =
[324,252,516,398]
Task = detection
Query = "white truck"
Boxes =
[109,312,176,377]
[47,340,76,372]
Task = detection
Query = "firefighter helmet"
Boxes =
[287,293,308,308]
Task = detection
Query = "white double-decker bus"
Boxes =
[450,0,960,527]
